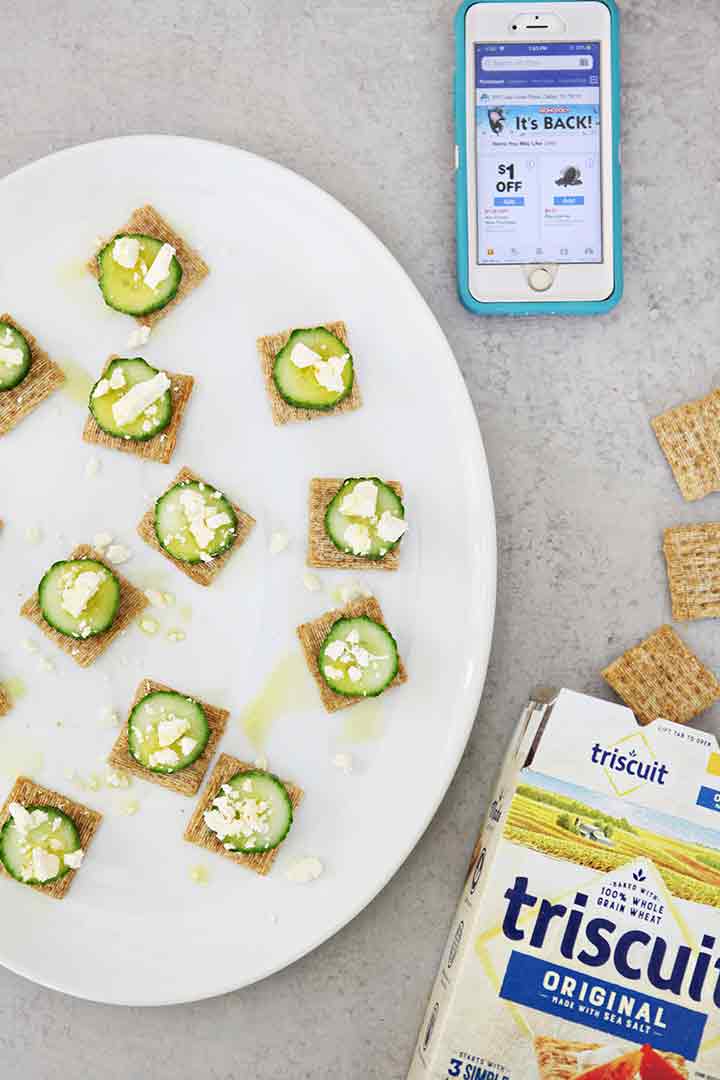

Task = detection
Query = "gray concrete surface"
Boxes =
[2,0,719,1076]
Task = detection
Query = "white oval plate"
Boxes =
[0,136,495,1005]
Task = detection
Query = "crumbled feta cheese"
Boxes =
[85,457,101,478]
[269,530,289,554]
[302,571,321,592]
[376,510,408,544]
[61,569,105,618]
[348,665,363,682]
[63,848,84,870]
[242,778,253,793]
[111,371,170,428]
[325,640,347,662]
[290,342,322,368]
[21,638,39,654]
[206,512,231,530]
[346,629,360,645]
[179,489,215,549]
[0,343,23,367]
[127,324,151,349]
[143,243,176,290]
[179,736,197,757]
[121,799,140,816]
[313,354,348,393]
[106,543,131,565]
[93,531,113,553]
[343,523,372,556]
[32,848,60,882]
[333,752,353,774]
[9,803,34,835]
[324,665,344,681]
[254,755,268,771]
[148,748,180,768]
[285,856,324,884]
[139,616,159,636]
[157,716,190,748]
[339,480,378,520]
[109,367,126,390]
[112,236,140,269]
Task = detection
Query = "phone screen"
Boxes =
[474,42,602,265]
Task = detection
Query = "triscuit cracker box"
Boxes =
[407,689,720,1080]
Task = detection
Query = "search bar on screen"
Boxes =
[482,55,594,71]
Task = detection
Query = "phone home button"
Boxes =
[528,267,553,292]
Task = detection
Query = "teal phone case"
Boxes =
[454,0,623,315]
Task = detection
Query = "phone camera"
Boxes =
[512,23,517,29]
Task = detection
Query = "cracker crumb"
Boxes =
[106,543,131,565]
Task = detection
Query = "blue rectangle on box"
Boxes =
[697,785,720,812]
[494,197,524,206]
[554,196,585,205]
[499,951,706,1060]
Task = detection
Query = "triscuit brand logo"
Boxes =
[591,736,669,796]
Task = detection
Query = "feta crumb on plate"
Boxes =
[285,856,324,884]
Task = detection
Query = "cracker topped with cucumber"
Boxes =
[138,467,256,585]
[89,204,209,325]
[83,356,194,463]
[308,477,407,571]
[257,320,362,425]
[108,679,230,796]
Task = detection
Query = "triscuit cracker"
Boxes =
[108,678,229,797]
[0,776,102,899]
[82,356,194,464]
[651,396,720,501]
[602,624,720,726]
[0,314,65,437]
[534,1036,600,1080]
[184,753,303,876]
[137,466,255,586]
[257,321,361,426]
[307,478,404,571]
[87,204,209,326]
[0,684,10,717]
[20,544,148,667]
[297,595,407,714]
[663,522,720,621]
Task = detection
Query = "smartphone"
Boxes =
[454,0,622,314]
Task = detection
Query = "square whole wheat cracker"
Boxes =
[82,356,194,464]
[533,1036,687,1080]
[0,776,102,899]
[137,466,255,586]
[108,678,229,797]
[651,392,720,502]
[0,684,10,717]
[0,314,65,437]
[307,478,404,571]
[297,595,407,714]
[256,320,361,426]
[87,204,209,326]
[663,522,720,621]
[602,624,720,726]
[20,544,148,667]
[184,753,303,876]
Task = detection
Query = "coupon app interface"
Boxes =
[474,42,602,265]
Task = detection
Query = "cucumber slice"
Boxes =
[97,233,182,316]
[203,770,293,853]
[154,480,238,564]
[325,477,407,560]
[0,804,82,884]
[319,615,399,697]
[0,321,31,391]
[38,558,120,639]
[89,357,172,441]
[273,327,354,410]
[128,690,210,774]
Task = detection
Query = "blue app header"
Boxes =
[475,42,601,89]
